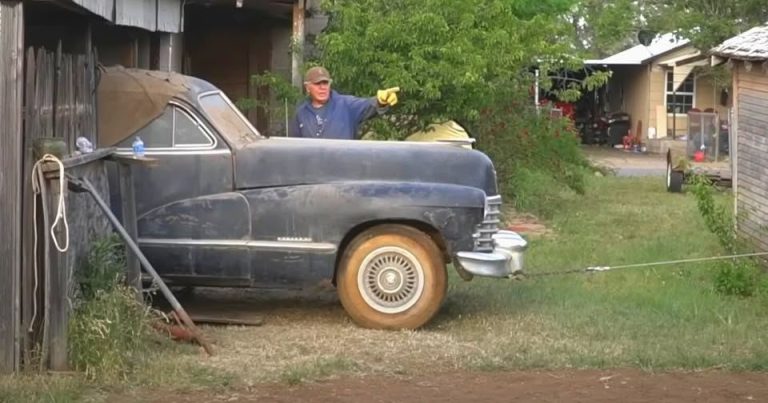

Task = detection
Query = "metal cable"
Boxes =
[524,251,768,278]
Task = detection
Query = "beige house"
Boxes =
[586,35,729,143]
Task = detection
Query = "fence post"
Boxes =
[0,0,24,374]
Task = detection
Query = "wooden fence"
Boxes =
[18,43,106,371]
[0,0,24,374]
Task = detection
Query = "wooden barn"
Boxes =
[711,25,768,254]
[0,0,322,375]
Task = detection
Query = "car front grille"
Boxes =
[475,195,502,252]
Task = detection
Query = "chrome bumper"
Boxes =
[455,230,527,279]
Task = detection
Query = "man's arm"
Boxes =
[341,95,388,124]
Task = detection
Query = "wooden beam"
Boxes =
[291,0,305,88]
[118,162,142,298]
[0,0,25,374]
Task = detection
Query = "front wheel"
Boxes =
[337,224,447,330]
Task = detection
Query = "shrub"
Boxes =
[472,103,591,217]
[689,174,766,297]
[69,236,154,382]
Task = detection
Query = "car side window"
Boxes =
[118,107,173,148]
[117,105,214,149]
[174,108,212,147]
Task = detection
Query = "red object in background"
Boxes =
[693,150,705,162]
[555,102,575,119]
[538,99,575,120]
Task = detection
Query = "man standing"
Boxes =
[289,66,399,139]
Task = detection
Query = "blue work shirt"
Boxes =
[289,90,386,139]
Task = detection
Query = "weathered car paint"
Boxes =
[233,138,498,196]
[241,181,485,286]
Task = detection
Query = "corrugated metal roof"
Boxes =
[69,0,184,33]
[711,25,768,61]
[585,34,690,65]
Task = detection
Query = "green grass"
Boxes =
[441,175,768,371]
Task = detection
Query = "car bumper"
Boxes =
[454,230,527,279]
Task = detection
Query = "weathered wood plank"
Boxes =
[738,191,768,218]
[737,220,768,251]
[20,46,37,369]
[737,110,768,130]
[737,196,768,223]
[737,132,768,151]
[738,182,768,203]
[737,150,768,171]
[118,162,141,297]
[737,104,768,124]
[738,157,768,176]
[46,176,69,371]
[738,161,768,181]
[0,0,24,374]
[738,78,768,94]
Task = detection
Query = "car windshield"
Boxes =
[198,92,261,144]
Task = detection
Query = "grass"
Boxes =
[191,176,768,385]
[4,175,767,398]
[442,175,768,371]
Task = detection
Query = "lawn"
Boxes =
[2,175,767,402]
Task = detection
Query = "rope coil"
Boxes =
[29,154,70,333]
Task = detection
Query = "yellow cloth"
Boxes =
[405,120,473,149]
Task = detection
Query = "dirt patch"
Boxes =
[109,369,768,402]
[502,205,553,238]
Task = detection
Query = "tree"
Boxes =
[313,0,609,138]
[641,0,768,50]
[564,0,641,58]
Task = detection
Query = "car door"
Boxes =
[114,101,251,286]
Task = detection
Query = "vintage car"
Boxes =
[98,66,527,329]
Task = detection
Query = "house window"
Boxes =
[666,71,695,114]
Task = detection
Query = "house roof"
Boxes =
[585,34,690,65]
[711,25,768,61]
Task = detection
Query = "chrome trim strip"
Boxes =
[138,238,337,252]
[114,149,231,156]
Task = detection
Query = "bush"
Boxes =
[689,174,767,297]
[472,104,591,217]
[69,236,154,382]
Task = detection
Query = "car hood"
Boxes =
[233,138,498,195]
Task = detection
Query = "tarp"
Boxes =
[96,66,191,146]
[406,120,473,149]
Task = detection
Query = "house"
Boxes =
[711,25,768,255]
[586,34,728,149]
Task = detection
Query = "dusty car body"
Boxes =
[99,66,527,329]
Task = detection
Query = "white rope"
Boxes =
[587,251,768,272]
[29,154,70,332]
[32,154,69,252]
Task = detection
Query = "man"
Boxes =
[289,66,399,139]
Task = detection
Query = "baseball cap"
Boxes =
[304,66,332,84]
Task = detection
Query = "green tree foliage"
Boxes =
[315,0,609,138]
[565,0,640,58]
[642,0,768,50]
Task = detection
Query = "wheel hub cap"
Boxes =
[358,246,425,314]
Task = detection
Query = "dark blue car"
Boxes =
[101,66,527,330]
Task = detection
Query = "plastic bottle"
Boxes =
[132,136,145,158]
